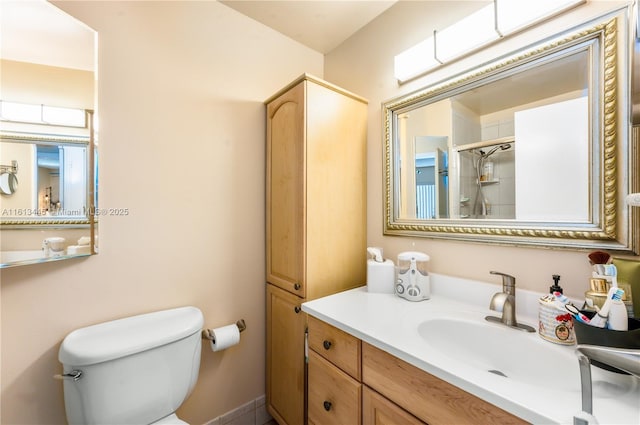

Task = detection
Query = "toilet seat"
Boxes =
[151,413,188,424]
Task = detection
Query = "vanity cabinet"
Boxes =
[307,316,527,425]
[265,74,367,425]
[362,343,526,425]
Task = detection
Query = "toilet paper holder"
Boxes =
[202,319,246,342]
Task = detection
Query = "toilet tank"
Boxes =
[58,306,204,425]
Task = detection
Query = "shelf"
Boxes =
[454,136,515,153]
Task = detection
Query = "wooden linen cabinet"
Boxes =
[265,74,367,425]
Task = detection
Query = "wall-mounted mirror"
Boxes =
[1,124,95,226]
[0,111,97,268]
[384,14,636,252]
[0,0,97,267]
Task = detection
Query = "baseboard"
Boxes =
[204,395,273,425]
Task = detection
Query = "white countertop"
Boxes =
[302,273,640,425]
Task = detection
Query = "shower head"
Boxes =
[482,143,511,158]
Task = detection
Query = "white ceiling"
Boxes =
[220,0,397,53]
[0,0,396,72]
[0,0,95,71]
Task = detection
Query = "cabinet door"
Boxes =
[266,284,306,425]
[304,81,367,300]
[362,343,527,425]
[308,350,361,425]
[266,82,305,298]
[363,386,425,425]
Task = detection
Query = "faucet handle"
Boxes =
[490,271,515,290]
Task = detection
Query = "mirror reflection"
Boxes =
[1,133,90,220]
[396,48,591,222]
[0,160,19,195]
[0,0,97,268]
[384,16,634,252]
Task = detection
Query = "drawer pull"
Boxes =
[294,306,301,314]
[323,340,332,350]
[294,283,301,290]
[323,401,332,411]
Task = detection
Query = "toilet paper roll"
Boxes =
[209,324,241,352]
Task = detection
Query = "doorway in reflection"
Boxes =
[36,144,87,216]
[415,136,449,219]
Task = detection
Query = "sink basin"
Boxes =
[417,317,631,393]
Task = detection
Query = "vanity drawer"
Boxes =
[308,349,361,425]
[362,343,527,425]
[308,315,361,379]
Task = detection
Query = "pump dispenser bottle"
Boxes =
[550,274,563,294]
[538,275,575,344]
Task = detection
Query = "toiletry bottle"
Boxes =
[483,161,494,181]
[538,275,575,344]
[607,288,629,331]
[589,287,613,328]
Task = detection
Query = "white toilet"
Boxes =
[58,306,204,425]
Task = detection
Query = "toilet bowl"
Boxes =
[58,306,203,425]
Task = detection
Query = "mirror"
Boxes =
[1,125,95,225]
[0,1,97,267]
[384,15,636,252]
[0,164,19,195]
[0,111,97,268]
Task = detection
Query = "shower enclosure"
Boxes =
[458,141,515,219]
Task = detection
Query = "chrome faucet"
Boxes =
[485,271,535,332]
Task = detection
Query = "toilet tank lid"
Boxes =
[59,306,204,366]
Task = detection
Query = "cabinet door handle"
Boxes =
[323,340,332,350]
[323,401,332,411]
[294,306,301,314]
[294,283,301,290]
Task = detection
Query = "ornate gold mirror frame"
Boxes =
[383,14,637,253]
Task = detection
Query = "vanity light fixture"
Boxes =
[435,3,498,63]
[0,100,87,128]
[394,35,440,83]
[495,0,584,35]
[393,0,585,83]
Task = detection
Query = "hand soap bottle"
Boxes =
[538,275,575,345]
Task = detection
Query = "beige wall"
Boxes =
[0,1,322,424]
[324,0,639,298]
[1,59,94,108]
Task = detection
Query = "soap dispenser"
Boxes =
[549,274,563,294]
[538,275,576,345]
